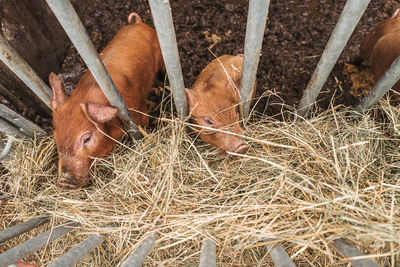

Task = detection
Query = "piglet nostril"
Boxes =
[227,140,249,155]
[233,143,249,154]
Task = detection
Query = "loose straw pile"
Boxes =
[1,100,399,266]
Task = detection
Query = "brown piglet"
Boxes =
[49,13,165,189]
[359,8,400,104]
[185,55,256,154]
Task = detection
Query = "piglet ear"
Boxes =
[226,76,242,93]
[49,72,68,110]
[185,88,198,106]
[80,102,119,124]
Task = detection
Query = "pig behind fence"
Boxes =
[49,13,165,189]
[359,8,400,105]
[186,54,256,154]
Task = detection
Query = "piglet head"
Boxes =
[49,73,119,189]
[186,78,249,155]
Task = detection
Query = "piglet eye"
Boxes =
[81,132,92,145]
[83,136,91,144]
[203,117,214,126]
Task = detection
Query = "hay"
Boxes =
[1,100,400,266]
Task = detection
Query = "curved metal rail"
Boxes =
[0,138,13,161]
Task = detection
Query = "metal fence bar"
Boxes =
[265,239,296,267]
[48,234,104,267]
[356,55,400,111]
[198,238,216,267]
[333,239,381,267]
[240,0,270,119]
[148,0,188,119]
[120,234,156,267]
[0,138,13,161]
[0,217,50,244]
[0,118,24,138]
[0,104,45,137]
[296,0,371,117]
[45,0,142,139]
[0,223,77,267]
[0,34,52,109]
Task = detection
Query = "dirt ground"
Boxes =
[57,0,399,122]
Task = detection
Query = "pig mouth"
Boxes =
[56,174,92,189]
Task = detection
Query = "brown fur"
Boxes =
[15,262,36,267]
[50,13,165,188]
[186,55,256,154]
[360,9,400,104]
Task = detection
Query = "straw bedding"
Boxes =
[1,100,400,266]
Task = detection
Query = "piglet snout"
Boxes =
[231,140,250,155]
[56,173,90,189]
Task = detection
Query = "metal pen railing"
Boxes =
[0,104,45,138]
[120,234,156,267]
[334,239,381,267]
[0,104,45,160]
[45,0,142,139]
[198,238,216,267]
[0,222,77,267]
[264,239,296,267]
[0,1,396,266]
[356,55,400,111]
[148,0,188,119]
[47,234,105,267]
[296,0,371,117]
[0,34,52,109]
[240,0,270,119]
[0,217,49,244]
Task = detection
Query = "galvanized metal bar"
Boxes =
[198,238,216,267]
[296,0,371,117]
[0,118,24,138]
[265,239,296,267]
[48,234,104,267]
[0,104,46,137]
[0,138,14,161]
[333,239,381,267]
[0,216,49,244]
[356,55,400,110]
[120,234,156,267]
[240,0,270,119]
[45,0,142,139]
[0,34,52,108]
[148,0,188,119]
[0,223,77,267]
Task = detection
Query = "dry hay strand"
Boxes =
[1,100,400,266]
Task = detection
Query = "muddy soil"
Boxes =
[57,0,399,123]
